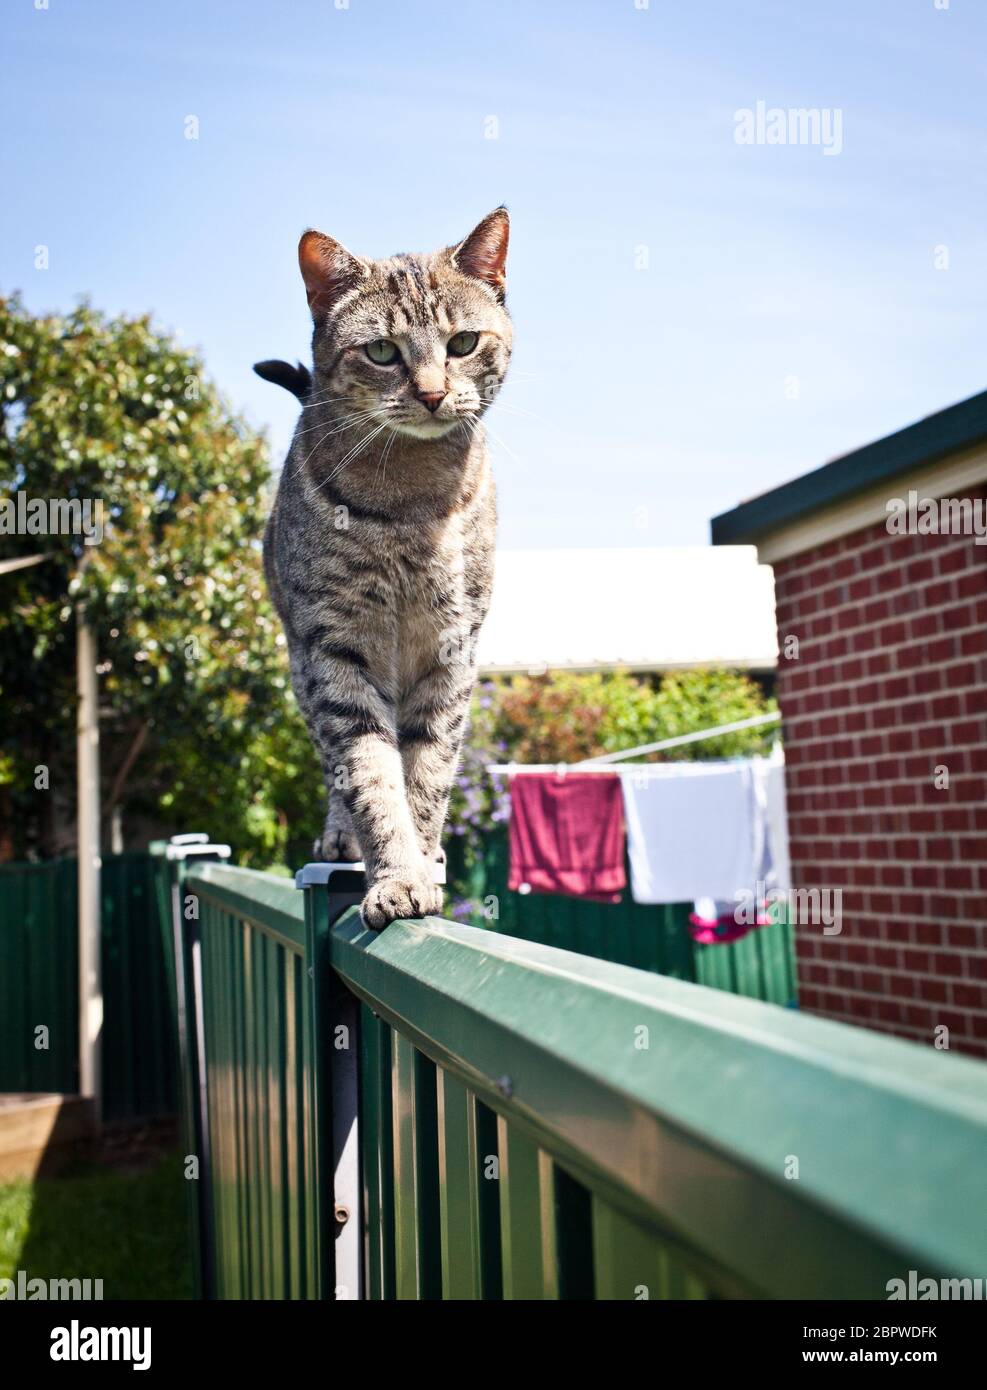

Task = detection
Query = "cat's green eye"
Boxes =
[366,339,400,366]
[447,331,478,358]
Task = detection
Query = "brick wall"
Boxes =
[772,485,987,1058]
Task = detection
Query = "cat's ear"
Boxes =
[450,207,509,301]
[298,230,367,317]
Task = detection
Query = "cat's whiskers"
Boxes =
[292,408,380,441]
[479,400,539,421]
[466,413,520,465]
[291,407,384,477]
[459,413,484,439]
[283,406,390,485]
[311,417,392,493]
[297,387,356,410]
[372,425,399,494]
[293,423,344,477]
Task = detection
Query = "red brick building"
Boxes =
[713,391,987,1058]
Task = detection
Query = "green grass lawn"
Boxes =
[0,1150,193,1299]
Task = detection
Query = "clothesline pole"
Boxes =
[485,764,638,774]
[574,711,782,766]
[486,710,782,776]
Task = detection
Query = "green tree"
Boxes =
[490,668,776,765]
[0,291,320,862]
[647,669,779,761]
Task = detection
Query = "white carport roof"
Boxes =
[476,546,778,675]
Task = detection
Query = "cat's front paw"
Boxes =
[361,873,443,930]
[315,827,363,862]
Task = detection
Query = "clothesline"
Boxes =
[503,736,791,938]
[485,711,782,775]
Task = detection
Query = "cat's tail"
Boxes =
[253,359,312,401]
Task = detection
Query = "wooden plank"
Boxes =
[0,1095,94,1180]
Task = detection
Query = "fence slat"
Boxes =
[283,949,301,1299]
[592,1199,708,1301]
[360,1008,396,1300]
[497,1120,560,1299]
[391,1035,441,1299]
[436,1071,484,1299]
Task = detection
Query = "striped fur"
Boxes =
[264,209,511,927]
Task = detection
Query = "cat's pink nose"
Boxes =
[416,390,446,413]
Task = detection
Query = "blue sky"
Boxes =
[3,0,985,548]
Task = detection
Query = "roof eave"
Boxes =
[711,388,987,547]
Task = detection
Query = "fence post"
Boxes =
[75,608,102,1127]
[164,834,230,1301]
[297,863,366,1299]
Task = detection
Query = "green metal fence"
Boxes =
[0,850,179,1120]
[0,858,77,1093]
[451,828,799,1008]
[171,853,987,1301]
[167,853,337,1298]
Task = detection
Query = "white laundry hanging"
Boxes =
[619,750,787,908]
[755,749,791,896]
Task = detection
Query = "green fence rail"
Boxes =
[171,853,987,1301]
[450,828,799,1008]
[0,850,180,1121]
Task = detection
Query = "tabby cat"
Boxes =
[262,208,511,928]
